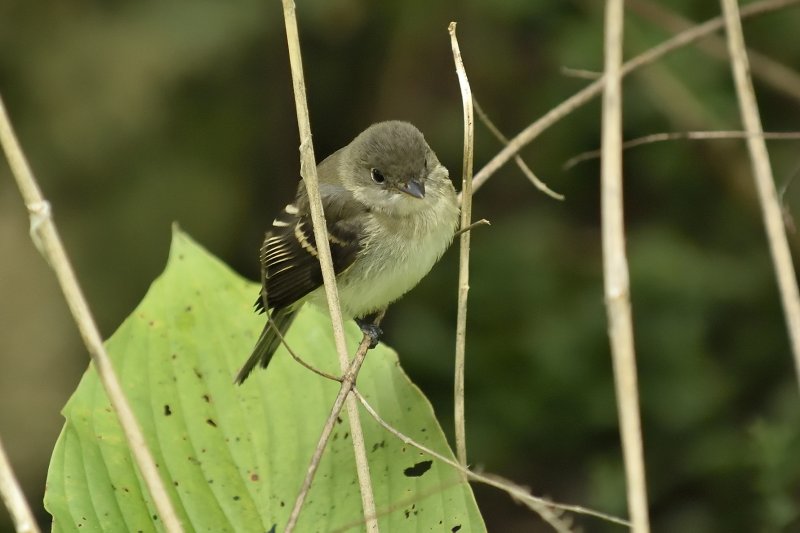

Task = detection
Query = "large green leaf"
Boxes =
[45,228,484,532]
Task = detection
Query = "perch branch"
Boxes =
[720,0,800,388]
[0,95,184,533]
[285,312,385,532]
[601,1,650,532]
[279,2,377,531]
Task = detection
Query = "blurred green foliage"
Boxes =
[1,0,800,531]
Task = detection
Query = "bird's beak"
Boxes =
[398,179,425,199]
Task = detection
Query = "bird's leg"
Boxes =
[354,312,383,349]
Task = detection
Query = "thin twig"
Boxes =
[449,22,474,471]
[564,130,800,170]
[454,218,491,238]
[601,2,650,532]
[628,0,800,105]
[285,312,385,532]
[472,99,564,201]
[0,434,41,533]
[779,161,800,233]
[560,66,603,80]
[329,479,469,533]
[352,388,630,530]
[720,0,800,388]
[279,2,378,531]
[352,388,571,533]
[0,96,184,532]
[470,0,800,195]
[624,23,713,132]
[267,313,343,382]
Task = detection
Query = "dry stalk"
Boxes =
[449,22,474,471]
[279,1,377,530]
[472,99,564,200]
[719,0,800,388]
[0,96,184,532]
[284,320,383,532]
[600,1,651,532]
[470,0,800,195]
[0,434,41,533]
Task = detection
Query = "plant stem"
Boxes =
[0,95,184,533]
[719,0,800,389]
[449,22,474,471]
[601,1,650,531]
[279,3,377,529]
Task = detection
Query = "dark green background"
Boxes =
[2,0,800,531]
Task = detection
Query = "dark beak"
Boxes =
[399,179,425,199]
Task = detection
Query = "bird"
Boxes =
[235,121,459,384]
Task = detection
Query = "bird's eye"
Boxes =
[370,168,386,184]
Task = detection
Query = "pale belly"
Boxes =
[307,202,457,318]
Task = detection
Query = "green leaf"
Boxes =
[45,228,484,532]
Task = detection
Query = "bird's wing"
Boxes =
[256,200,364,311]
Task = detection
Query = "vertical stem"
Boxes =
[449,22,474,469]
[0,96,184,533]
[720,0,800,389]
[279,1,377,530]
[600,1,651,532]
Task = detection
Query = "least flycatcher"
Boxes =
[236,121,459,384]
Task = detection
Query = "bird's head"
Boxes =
[340,121,450,216]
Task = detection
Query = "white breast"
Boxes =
[308,186,458,318]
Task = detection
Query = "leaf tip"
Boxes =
[168,222,196,264]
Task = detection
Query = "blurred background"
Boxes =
[2,0,800,531]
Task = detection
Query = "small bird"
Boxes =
[235,121,460,384]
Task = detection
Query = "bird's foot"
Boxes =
[355,317,383,349]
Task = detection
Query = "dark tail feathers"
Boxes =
[235,307,297,384]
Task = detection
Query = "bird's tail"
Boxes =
[235,307,297,384]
